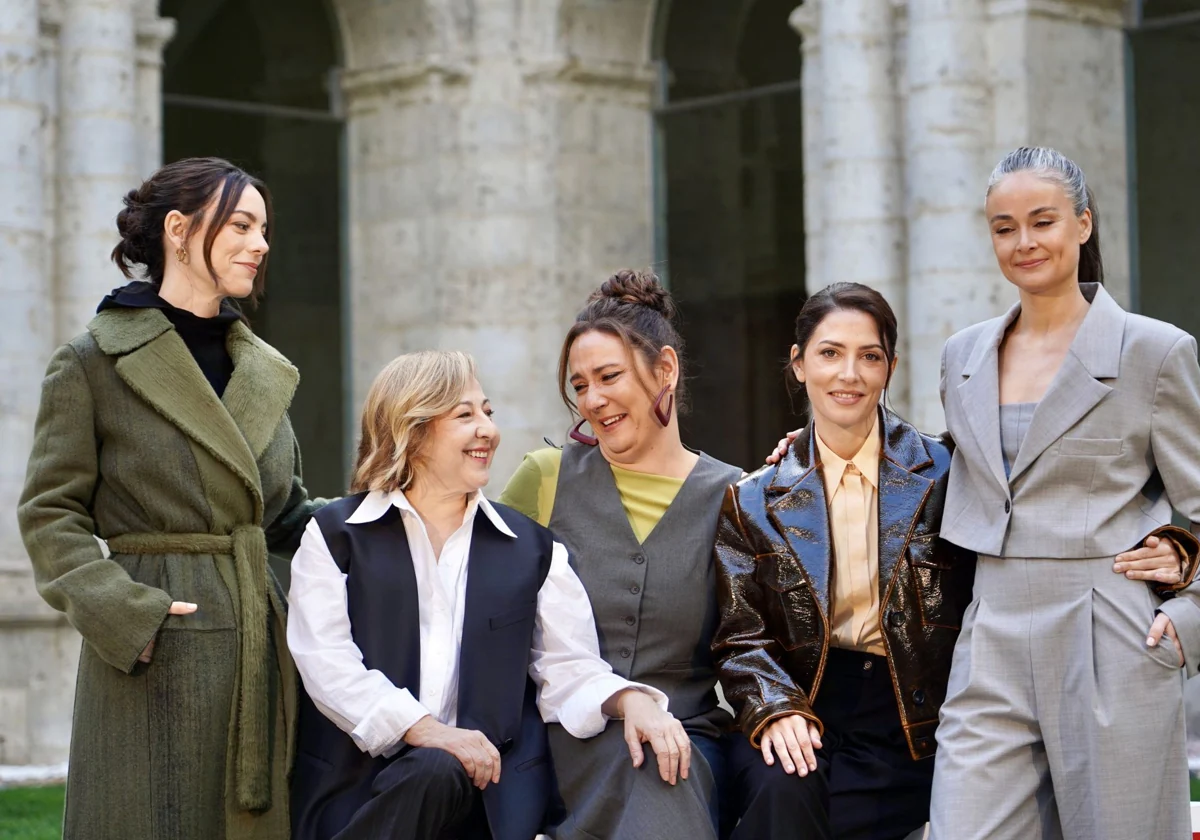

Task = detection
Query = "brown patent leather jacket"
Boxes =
[712,409,974,760]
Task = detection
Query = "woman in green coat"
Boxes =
[17,158,324,840]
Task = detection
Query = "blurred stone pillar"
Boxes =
[818,0,907,410]
[55,0,139,340]
[904,0,995,431]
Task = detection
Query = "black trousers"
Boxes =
[333,747,491,840]
[729,648,935,840]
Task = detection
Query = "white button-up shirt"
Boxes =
[287,489,666,757]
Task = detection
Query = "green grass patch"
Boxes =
[0,785,64,840]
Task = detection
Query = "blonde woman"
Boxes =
[287,351,688,840]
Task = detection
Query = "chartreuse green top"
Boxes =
[498,448,684,544]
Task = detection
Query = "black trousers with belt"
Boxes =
[332,747,492,840]
[728,648,936,840]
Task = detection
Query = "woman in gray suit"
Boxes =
[929,147,1200,840]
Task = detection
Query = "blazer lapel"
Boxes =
[1007,284,1122,482]
[223,321,300,460]
[956,306,1015,493]
[767,427,833,617]
[89,308,264,516]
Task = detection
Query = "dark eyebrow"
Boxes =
[231,210,259,223]
[817,339,884,351]
[570,363,620,380]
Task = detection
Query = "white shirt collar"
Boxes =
[345,489,518,539]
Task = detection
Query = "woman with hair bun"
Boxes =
[929,146,1200,838]
[18,157,323,840]
[500,270,742,839]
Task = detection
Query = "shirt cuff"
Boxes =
[556,674,669,739]
[349,689,432,757]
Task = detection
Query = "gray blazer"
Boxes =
[940,282,1200,671]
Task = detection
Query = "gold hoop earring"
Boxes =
[175,246,189,264]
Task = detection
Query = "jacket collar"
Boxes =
[764,407,935,616]
[88,308,299,519]
[346,489,518,539]
[957,283,1122,486]
[770,406,934,493]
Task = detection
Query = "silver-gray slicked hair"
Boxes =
[985,146,1104,285]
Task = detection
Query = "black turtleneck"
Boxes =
[98,281,242,397]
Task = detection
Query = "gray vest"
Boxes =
[548,442,742,724]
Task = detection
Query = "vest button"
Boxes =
[620,647,631,658]
[1004,499,1011,514]
[632,554,645,564]
[625,616,636,626]
[913,689,926,706]
[630,584,640,594]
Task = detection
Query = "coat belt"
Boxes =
[107,526,276,812]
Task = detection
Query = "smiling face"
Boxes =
[567,329,674,466]
[414,377,499,495]
[986,170,1093,297]
[169,184,270,300]
[792,308,894,438]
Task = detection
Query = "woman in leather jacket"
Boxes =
[710,282,1190,840]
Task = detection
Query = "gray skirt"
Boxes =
[929,554,1189,840]
[545,720,719,840]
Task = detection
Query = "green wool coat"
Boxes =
[17,307,325,840]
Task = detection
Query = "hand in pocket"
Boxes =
[138,601,198,663]
[1146,612,1184,668]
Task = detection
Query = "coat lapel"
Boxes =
[767,426,833,617]
[877,414,935,600]
[1007,284,1122,482]
[956,306,1016,493]
[223,322,299,460]
[89,309,268,516]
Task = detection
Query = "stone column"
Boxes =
[56,0,139,341]
[0,0,78,768]
[905,0,995,430]
[986,0,1130,306]
[818,0,908,410]
[0,0,49,564]
[133,1,174,179]
[790,3,824,295]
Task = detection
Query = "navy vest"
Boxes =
[291,493,555,840]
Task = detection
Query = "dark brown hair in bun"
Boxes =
[558,269,688,416]
[588,269,677,320]
[110,156,273,302]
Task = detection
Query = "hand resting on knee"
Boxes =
[759,714,822,777]
[403,715,502,789]
[604,689,693,786]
